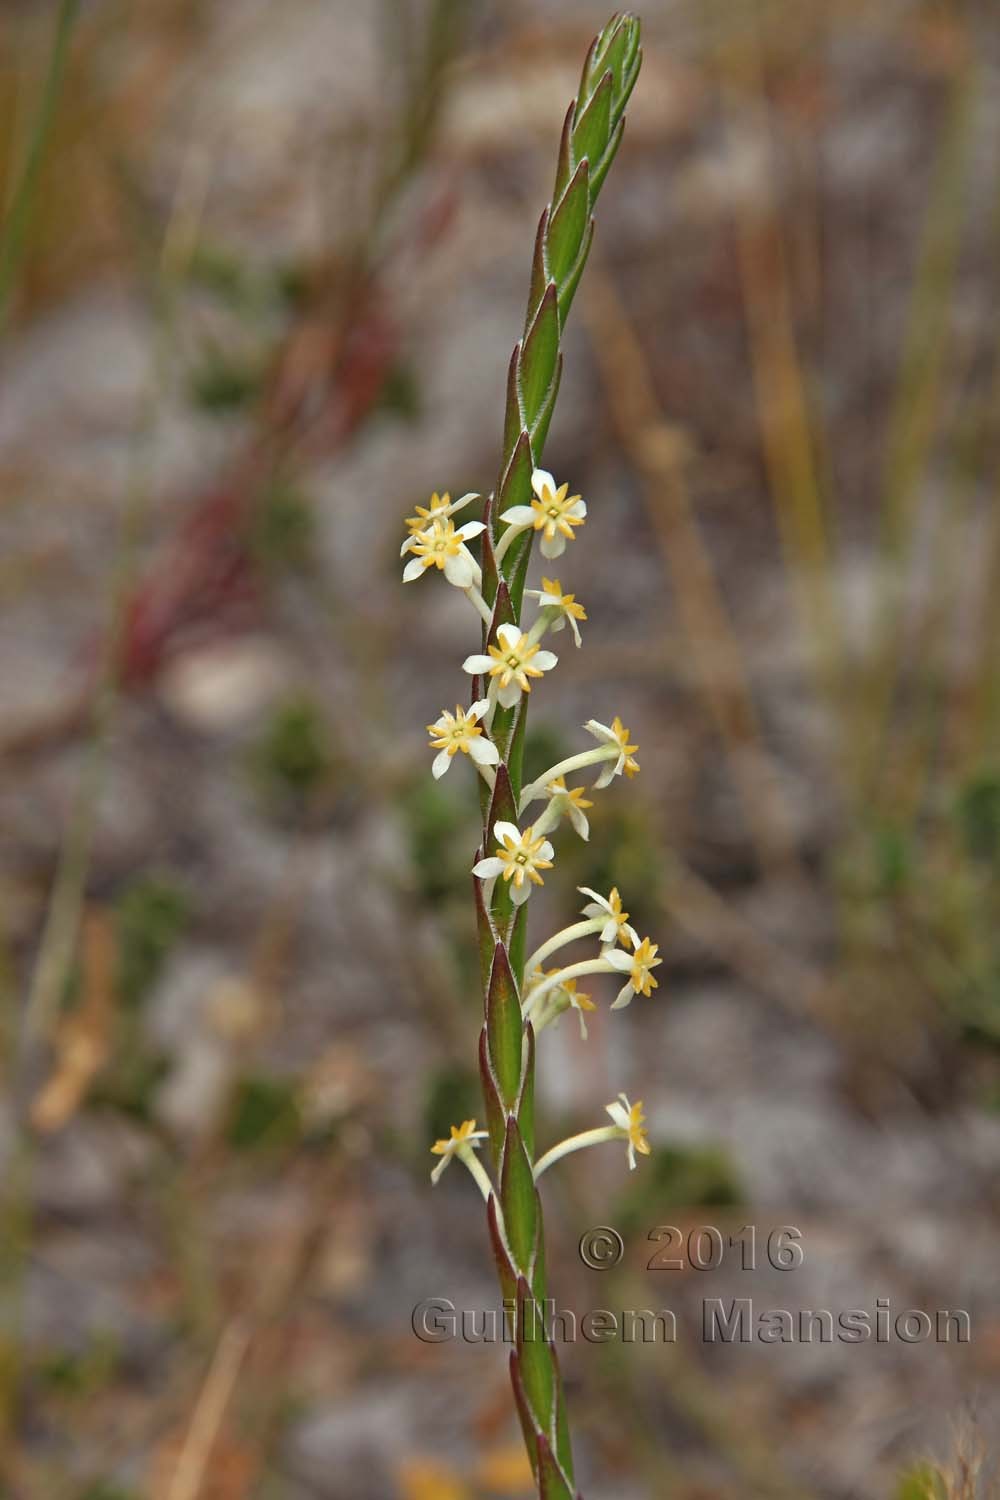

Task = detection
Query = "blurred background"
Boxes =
[2,0,1000,1496]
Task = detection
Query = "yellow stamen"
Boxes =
[530,482,585,543]
[409,518,466,570]
[427,705,485,757]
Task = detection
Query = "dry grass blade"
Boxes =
[582,265,804,877]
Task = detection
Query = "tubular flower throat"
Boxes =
[426,701,499,780]
[472,821,554,905]
[463,622,557,709]
[543,777,593,840]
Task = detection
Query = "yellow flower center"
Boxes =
[609,716,640,777]
[627,1101,651,1155]
[530,484,585,542]
[629,938,661,996]
[405,492,451,534]
[430,1118,482,1156]
[413,519,463,568]
[540,578,587,620]
[605,887,633,937]
[487,632,543,690]
[497,826,553,889]
[547,776,593,809]
[427,706,483,756]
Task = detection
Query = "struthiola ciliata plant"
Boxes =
[402,16,650,1496]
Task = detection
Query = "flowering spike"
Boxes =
[408,18,642,1494]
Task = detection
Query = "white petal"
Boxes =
[584,719,613,743]
[576,1010,589,1041]
[605,1101,629,1130]
[444,551,477,588]
[401,534,416,556]
[533,650,558,671]
[510,880,532,905]
[499,506,536,527]
[536,840,554,862]
[463,653,493,674]
[493,820,520,845]
[610,983,634,1010]
[593,763,617,790]
[603,950,633,973]
[627,1144,637,1170]
[623,923,640,950]
[570,619,582,647]
[540,533,566,559]
[568,806,589,840]
[548,613,566,632]
[451,491,480,512]
[457,520,486,541]
[599,917,618,944]
[497,681,522,709]
[468,737,500,766]
[496,622,521,650]
[469,698,490,720]
[472,857,505,879]
[531,468,555,497]
[578,886,608,911]
[430,1156,450,1184]
[432,748,452,779]
[570,498,587,518]
[402,557,426,582]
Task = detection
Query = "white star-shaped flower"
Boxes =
[463,623,558,709]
